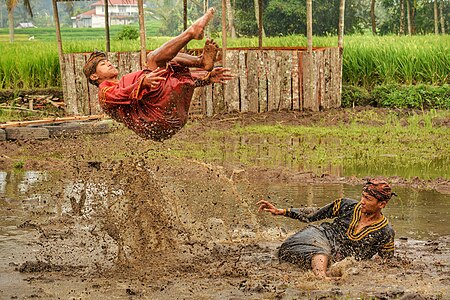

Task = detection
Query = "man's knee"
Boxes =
[146,51,165,68]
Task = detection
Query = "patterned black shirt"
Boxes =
[284,198,395,260]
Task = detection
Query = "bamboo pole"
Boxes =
[306,0,313,109]
[258,0,263,49]
[221,0,227,67]
[138,0,146,67]
[338,0,345,49]
[51,0,68,115]
[52,0,64,79]
[105,0,110,53]
[183,0,188,52]
[0,115,107,129]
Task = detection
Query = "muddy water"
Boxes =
[1,165,449,299]
[197,136,450,180]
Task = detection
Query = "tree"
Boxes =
[226,0,236,38]
[439,0,446,34]
[406,0,412,34]
[254,0,265,37]
[6,0,33,42]
[399,0,405,34]
[434,0,438,34]
[370,0,377,34]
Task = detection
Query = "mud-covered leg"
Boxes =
[146,8,215,70]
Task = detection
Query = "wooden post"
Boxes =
[338,0,345,49]
[337,0,345,109]
[221,0,227,67]
[306,0,314,110]
[104,0,110,53]
[258,0,263,49]
[138,0,146,67]
[51,0,68,113]
[183,0,188,51]
[52,0,64,71]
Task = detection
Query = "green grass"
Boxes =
[0,32,449,90]
[159,110,450,179]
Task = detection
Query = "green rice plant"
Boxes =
[0,33,448,90]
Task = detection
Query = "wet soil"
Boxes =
[1,108,450,299]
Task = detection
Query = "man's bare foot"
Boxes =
[188,7,215,40]
[201,38,219,71]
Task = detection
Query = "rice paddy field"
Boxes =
[0,27,449,91]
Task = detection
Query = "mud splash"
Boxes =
[1,158,449,299]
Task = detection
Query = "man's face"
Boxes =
[360,191,386,214]
[90,59,119,83]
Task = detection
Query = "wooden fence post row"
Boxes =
[62,48,342,116]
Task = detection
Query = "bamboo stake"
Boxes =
[306,0,314,109]
[258,0,263,49]
[138,0,146,67]
[338,0,345,49]
[0,115,107,129]
[105,0,110,53]
[221,0,227,67]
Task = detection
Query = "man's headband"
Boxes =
[83,50,107,79]
[363,179,397,202]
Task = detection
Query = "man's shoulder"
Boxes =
[340,198,358,207]
[384,221,395,235]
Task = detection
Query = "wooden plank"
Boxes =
[291,50,300,111]
[63,54,78,115]
[301,51,311,111]
[130,52,141,72]
[316,50,324,110]
[279,51,292,110]
[322,48,332,110]
[311,51,319,111]
[337,47,343,108]
[117,52,128,76]
[298,50,304,111]
[238,50,248,112]
[247,50,259,113]
[0,115,106,128]
[74,53,89,115]
[224,51,240,112]
[205,85,213,117]
[330,47,341,108]
[258,50,268,112]
[302,51,320,112]
[267,50,279,111]
[213,83,224,114]
[189,87,204,117]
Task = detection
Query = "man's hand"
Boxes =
[143,67,167,89]
[209,67,233,84]
[256,200,284,216]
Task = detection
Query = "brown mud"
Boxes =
[1,108,450,299]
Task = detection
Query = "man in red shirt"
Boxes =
[83,8,232,141]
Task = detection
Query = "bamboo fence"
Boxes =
[61,47,342,116]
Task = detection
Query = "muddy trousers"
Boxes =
[278,225,332,268]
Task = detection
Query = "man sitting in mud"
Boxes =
[257,179,396,279]
[83,8,232,142]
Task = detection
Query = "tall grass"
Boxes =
[0,42,60,89]
[0,33,449,90]
[343,35,450,87]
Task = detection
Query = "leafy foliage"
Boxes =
[116,26,139,41]
[342,84,450,109]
